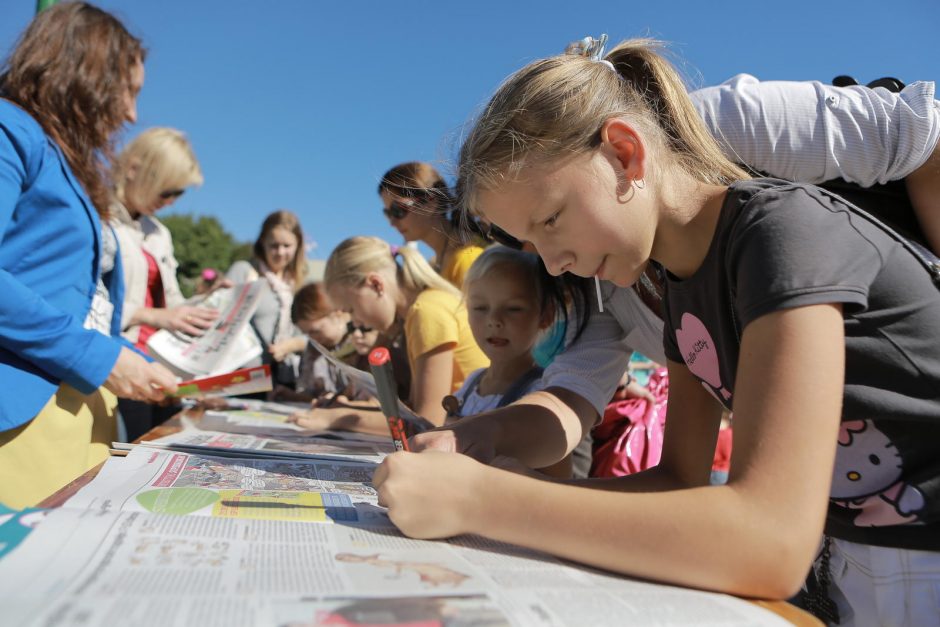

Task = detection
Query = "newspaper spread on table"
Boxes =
[63,447,387,526]
[0,502,790,627]
[147,281,265,379]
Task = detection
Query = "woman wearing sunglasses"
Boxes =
[110,127,210,439]
[379,162,487,289]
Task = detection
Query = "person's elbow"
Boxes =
[721,518,819,600]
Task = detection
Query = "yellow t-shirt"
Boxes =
[439,244,486,288]
[405,288,489,393]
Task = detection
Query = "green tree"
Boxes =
[161,214,250,297]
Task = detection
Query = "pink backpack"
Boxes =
[590,368,668,477]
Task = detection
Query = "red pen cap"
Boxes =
[368,346,391,367]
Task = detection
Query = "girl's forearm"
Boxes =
[323,406,392,437]
[467,470,817,600]
[451,387,596,467]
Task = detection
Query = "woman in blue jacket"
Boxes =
[0,3,177,507]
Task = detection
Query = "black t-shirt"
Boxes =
[663,178,940,550]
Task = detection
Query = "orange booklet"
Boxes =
[172,365,272,399]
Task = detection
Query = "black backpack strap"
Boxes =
[497,367,545,408]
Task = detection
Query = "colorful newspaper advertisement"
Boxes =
[147,281,264,378]
[63,448,387,526]
[0,506,790,627]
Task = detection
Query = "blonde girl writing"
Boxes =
[373,39,940,624]
[293,237,488,434]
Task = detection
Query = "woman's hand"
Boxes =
[372,451,487,539]
[151,305,218,336]
[104,347,178,401]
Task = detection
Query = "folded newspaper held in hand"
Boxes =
[147,281,264,378]
[173,365,272,399]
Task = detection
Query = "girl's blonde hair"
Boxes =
[325,237,461,299]
[253,210,308,288]
[464,246,550,311]
[457,38,749,212]
[113,127,203,212]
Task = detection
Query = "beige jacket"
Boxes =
[110,202,185,343]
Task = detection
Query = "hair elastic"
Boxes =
[389,244,400,257]
[564,34,614,72]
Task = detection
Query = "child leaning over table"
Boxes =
[273,282,361,403]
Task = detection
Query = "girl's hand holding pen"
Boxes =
[373,450,486,539]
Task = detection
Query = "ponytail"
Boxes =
[396,245,462,298]
[457,38,748,214]
[324,237,460,299]
[604,40,748,185]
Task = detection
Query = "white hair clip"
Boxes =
[565,34,614,71]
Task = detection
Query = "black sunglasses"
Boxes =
[483,222,524,250]
[382,199,417,220]
[346,321,373,335]
[159,188,186,200]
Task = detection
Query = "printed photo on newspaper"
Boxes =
[64,447,388,526]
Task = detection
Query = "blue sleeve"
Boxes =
[0,111,121,393]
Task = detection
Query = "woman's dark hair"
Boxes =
[0,2,146,218]
[378,161,485,243]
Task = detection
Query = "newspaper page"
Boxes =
[0,506,790,627]
[305,336,435,433]
[187,403,396,445]
[147,281,265,378]
[137,427,395,464]
[63,448,387,526]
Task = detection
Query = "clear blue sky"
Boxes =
[2,0,937,260]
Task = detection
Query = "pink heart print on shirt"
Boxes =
[676,312,731,401]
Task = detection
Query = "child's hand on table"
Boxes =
[372,450,487,539]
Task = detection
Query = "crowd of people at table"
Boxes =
[1,4,939,626]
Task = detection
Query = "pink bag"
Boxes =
[590,368,668,477]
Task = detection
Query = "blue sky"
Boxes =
[2,0,937,261]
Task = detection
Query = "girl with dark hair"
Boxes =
[379,161,486,288]
[0,2,177,507]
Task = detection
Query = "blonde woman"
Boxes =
[110,127,207,439]
[291,236,488,434]
[379,162,487,288]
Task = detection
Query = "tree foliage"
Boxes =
[161,214,252,297]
